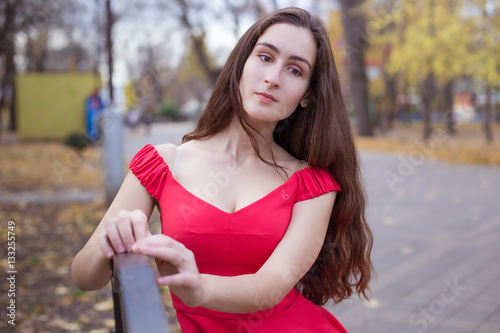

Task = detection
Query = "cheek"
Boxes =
[289,84,309,105]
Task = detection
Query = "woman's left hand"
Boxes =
[131,234,205,307]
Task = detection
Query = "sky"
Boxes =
[108,0,336,88]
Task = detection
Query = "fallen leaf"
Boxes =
[382,217,396,226]
[94,300,114,312]
[104,318,115,327]
[54,286,70,295]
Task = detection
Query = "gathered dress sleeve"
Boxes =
[295,167,341,203]
[129,144,170,200]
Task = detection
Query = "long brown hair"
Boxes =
[183,7,373,305]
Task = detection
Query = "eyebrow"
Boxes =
[256,42,312,70]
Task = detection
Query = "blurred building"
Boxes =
[16,73,101,140]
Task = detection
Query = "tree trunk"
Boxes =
[338,0,373,136]
[380,41,396,133]
[420,71,435,140]
[442,80,455,135]
[484,83,493,144]
[382,73,397,132]
[106,0,114,102]
[420,0,435,141]
[0,0,18,133]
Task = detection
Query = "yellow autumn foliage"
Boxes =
[364,0,499,86]
[124,80,138,111]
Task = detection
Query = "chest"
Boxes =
[158,172,299,275]
[171,157,294,214]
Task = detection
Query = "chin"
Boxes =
[245,111,279,123]
[244,109,279,121]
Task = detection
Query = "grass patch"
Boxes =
[356,122,500,166]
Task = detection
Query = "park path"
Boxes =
[329,151,500,333]
[125,122,500,333]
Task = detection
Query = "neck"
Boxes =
[211,116,278,161]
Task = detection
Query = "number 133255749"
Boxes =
[7,220,16,269]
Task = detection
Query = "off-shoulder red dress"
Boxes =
[130,144,347,333]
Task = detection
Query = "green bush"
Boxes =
[153,101,181,120]
[64,132,93,153]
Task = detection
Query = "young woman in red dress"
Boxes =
[72,7,373,332]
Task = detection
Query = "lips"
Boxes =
[256,92,277,103]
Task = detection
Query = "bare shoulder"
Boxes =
[154,143,178,166]
[175,139,213,157]
[273,144,309,175]
[154,141,207,167]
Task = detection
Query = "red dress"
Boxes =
[130,144,347,333]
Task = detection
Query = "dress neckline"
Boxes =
[149,144,312,215]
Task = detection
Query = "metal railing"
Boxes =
[111,253,171,333]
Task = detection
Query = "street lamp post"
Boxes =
[103,105,124,206]
[103,0,123,205]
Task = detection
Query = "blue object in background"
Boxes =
[85,89,104,141]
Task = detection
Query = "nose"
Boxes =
[264,65,281,87]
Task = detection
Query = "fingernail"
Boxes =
[127,243,133,251]
[116,244,125,253]
[131,244,139,252]
[106,250,114,258]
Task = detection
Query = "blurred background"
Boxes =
[0,0,499,332]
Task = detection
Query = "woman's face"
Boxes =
[239,23,317,124]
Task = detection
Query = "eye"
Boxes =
[288,67,303,77]
[258,54,273,63]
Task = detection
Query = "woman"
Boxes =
[72,7,373,332]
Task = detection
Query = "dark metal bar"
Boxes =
[112,253,171,333]
[111,273,124,333]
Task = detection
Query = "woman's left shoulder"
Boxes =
[273,145,308,177]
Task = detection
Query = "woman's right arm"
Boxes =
[71,171,155,291]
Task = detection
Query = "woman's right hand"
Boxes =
[98,209,151,258]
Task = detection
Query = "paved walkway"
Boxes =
[329,151,500,333]
[125,122,500,333]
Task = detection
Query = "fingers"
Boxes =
[116,216,134,252]
[133,245,187,267]
[156,272,198,287]
[104,220,125,253]
[99,209,149,258]
[98,230,115,258]
[133,234,186,252]
[130,209,149,241]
